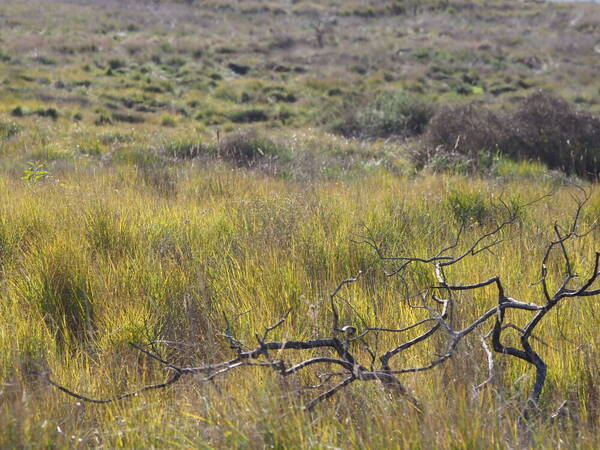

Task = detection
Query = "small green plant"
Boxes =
[22,161,49,183]
[160,114,177,127]
[446,189,488,225]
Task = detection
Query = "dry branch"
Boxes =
[47,187,599,420]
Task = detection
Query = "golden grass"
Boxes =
[0,164,599,448]
[1,0,600,446]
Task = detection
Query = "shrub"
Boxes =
[34,108,59,120]
[505,92,600,178]
[107,58,126,70]
[419,92,600,179]
[218,128,285,167]
[330,91,435,139]
[10,106,24,117]
[164,139,214,159]
[112,112,145,123]
[446,189,489,225]
[269,33,296,50]
[228,107,269,123]
[417,103,508,170]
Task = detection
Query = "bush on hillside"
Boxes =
[506,92,600,177]
[418,92,600,178]
[417,104,507,170]
[218,128,286,167]
[330,91,435,139]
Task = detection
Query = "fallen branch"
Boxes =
[47,187,599,420]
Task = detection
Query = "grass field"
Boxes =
[1,0,600,448]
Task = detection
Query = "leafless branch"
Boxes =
[47,187,599,421]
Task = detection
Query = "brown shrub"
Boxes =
[506,92,600,177]
[421,104,507,161]
[419,92,600,178]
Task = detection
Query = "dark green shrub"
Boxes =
[33,55,56,65]
[108,58,126,70]
[10,106,24,117]
[34,108,59,120]
[74,80,92,88]
[218,129,286,167]
[164,139,214,159]
[229,107,269,123]
[143,84,164,93]
[112,112,145,123]
[331,91,435,139]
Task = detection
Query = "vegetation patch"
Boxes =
[112,112,145,124]
[420,92,600,178]
[0,122,20,141]
[218,128,286,166]
[228,107,269,123]
[330,91,435,139]
[163,138,215,160]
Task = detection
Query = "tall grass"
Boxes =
[0,165,599,448]
[1,0,600,446]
